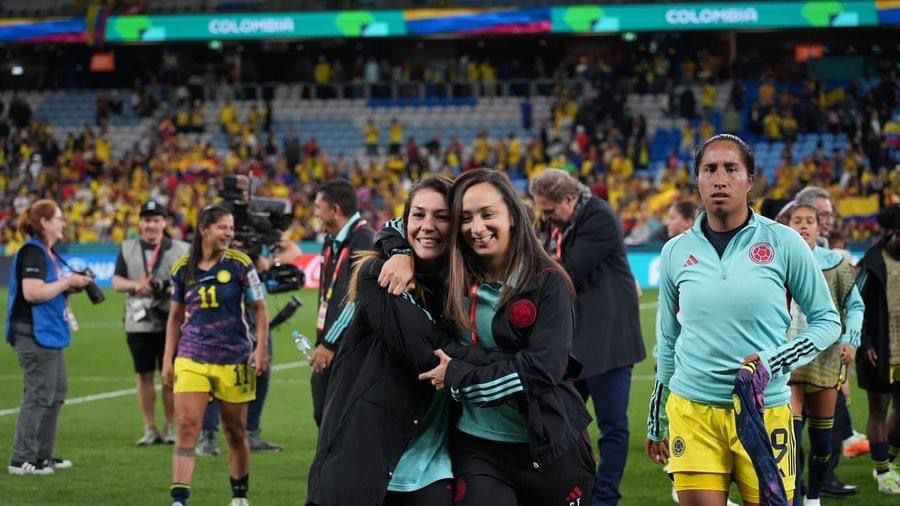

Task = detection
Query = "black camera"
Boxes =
[260,263,306,295]
[74,268,105,305]
[220,175,300,295]
[220,175,293,259]
[149,277,171,296]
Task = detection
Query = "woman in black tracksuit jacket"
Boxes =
[419,169,595,506]
[306,177,456,506]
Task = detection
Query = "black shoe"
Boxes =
[821,478,860,497]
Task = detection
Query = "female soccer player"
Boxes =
[646,134,841,506]
[162,206,269,506]
[307,176,455,506]
[667,200,698,239]
[780,200,862,506]
[418,169,595,506]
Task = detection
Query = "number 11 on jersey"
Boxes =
[198,286,220,309]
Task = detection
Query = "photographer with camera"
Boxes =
[112,200,189,446]
[6,199,93,475]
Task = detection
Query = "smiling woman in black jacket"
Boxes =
[419,169,595,506]
[306,176,455,506]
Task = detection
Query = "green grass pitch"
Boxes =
[0,289,893,504]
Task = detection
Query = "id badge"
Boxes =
[65,304,79,332]
[132,308,148,322]
[130,298,148,322]
[316,302,328,332]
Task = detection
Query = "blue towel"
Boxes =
[733,361,788,506]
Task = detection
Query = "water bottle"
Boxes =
[292,330,313,360]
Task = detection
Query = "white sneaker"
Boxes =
[230,498,250,506]
[136,426,162,446]
[163,425,177,445]
[7,461,54,475]
[803,497,821,506]
[44,457,72,469]
[874,469,900,494]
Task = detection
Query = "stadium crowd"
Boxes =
[0,52,897,254]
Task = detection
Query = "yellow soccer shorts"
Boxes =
[173,357,256,403]
[667,392,795,503]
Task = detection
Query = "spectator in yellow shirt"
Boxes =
[763,110,782,140]
[611,152,634,178]
[364,119,379,156]
[782,113,799,142]
[190,101,205,133]
[218,99,236,132]
[388,118,403,155]
[480,60,497,96]
[314,56,332,84]
[702,82,716,114]
[95,136,111,166]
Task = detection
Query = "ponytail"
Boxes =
[17,199,59,238]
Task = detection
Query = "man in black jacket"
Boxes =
[309,180,374,427]
[856,205,900,494]
[531,169,646,506]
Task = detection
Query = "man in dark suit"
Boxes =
[531,169,646,506]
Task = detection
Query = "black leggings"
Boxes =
[451,430,596,506]
[382,479,454,506]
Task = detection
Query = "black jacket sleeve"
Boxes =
[562,201,623,289]
[320,226,375,351]
[373,218,410,257]
[857,267,879,352]
[357,260,440,374]
[444,270,574,407]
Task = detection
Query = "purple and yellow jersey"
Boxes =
[171,249,265,364]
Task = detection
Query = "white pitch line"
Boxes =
[0,360,308,418]
[1,303,663,418]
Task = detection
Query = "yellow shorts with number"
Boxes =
[173,357,256,403]
[667,392,795,503]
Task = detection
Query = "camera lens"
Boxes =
[85,282,105,305]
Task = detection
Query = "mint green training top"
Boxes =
[653,210,841,414]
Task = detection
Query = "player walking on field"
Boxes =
[162,206,270,506]
[646,134,841,506]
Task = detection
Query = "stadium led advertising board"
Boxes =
[104,11,407,42]
[552,1,880,33]
[2,1,893,44]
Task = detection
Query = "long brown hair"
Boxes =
[346,175,453,304]
[446,169,573,332]
[185,205,232,285]
[16,199,60,240]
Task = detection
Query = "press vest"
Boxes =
[6,238,71,348]
[121,237,189,333]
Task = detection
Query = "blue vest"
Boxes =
[6,238,71,348]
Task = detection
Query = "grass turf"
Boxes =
[0,288,894,505]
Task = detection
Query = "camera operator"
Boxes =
[112,200,189,446]
[6,199,92,475]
